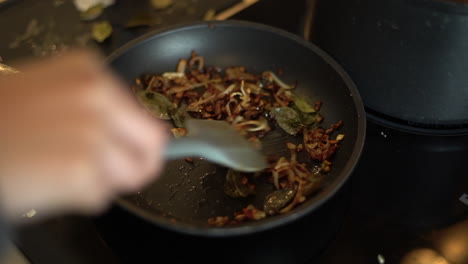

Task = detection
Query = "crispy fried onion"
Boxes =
[135,51,295,138]
[208,204,266,227]
[304,120,344,161]
[262,71,295,89]
[270,143,307,190]
[207,216,230,227]
[189,51,204,71]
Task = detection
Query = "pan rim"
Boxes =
[107,19,367,237]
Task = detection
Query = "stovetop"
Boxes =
[1,1,467,263]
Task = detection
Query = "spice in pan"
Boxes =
[132,52,345,226]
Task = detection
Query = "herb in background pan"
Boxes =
[91,21,112,42]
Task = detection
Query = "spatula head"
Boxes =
[184,119,268,172]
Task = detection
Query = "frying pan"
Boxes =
[107,20,366,237]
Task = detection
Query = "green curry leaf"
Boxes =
[264,185,297,215]
[293,95,316,113]
[290,104,317,127]
[299,112,317,126]
[272,107,302,135]
[91,21,112,43]
[170,102,188,128]
[136,90,174,120]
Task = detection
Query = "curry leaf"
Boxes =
[91,21,112,43]
[264,185,297,215]
[224,169,254,198]
[291,104,317,127]
[272,107,302,135]
[293,95,316,113]
[170,102,188,128]
[300,112,317,126]
[136,90,174,120]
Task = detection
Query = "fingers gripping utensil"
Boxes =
[164,119,268,172]
[0,63,267,172]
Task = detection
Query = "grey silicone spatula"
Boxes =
[164,119,268,172]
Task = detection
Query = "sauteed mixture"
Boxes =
[132,51,344,226]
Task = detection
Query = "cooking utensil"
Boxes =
[165,119,268,172]
[108,20,366,237]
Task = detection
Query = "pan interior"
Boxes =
[110,21,364,234]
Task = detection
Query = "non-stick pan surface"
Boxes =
[107,20,366,236]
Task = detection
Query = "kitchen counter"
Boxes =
[0,0,239,61]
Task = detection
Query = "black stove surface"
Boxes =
[2,1,467,263]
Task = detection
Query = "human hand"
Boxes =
[0,50,168,220]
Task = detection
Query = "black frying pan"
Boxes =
[107,20,366,237]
